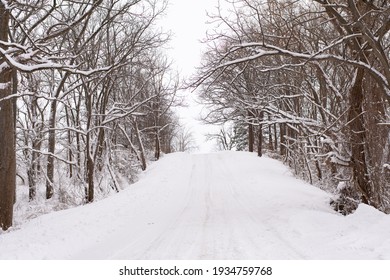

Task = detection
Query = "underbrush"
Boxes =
[265,149,359,215]
[11,154,146,230]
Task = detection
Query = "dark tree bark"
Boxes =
[257,111,264,157]
[85,87,94,203]
[46,98,57,199]
[155,132,161,160]
[0,3,15,230]
[363,76,388,208]
[348,68,372,205]
[268,114,274,151]
[280,123,286,156]
[86,137,95,203]
[248,122,254,152]
[274,123,278,153]
[0,71,15,231]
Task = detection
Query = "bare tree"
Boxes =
[173,127,198,152]
[1,0,179,229]
[0,1,15,230]
[194,0,390,212]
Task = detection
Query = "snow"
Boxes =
[0,82,10,90]
[1,151,390,259]
[320,137,334,145]
[336,181,347,192]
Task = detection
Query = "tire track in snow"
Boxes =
[107,152,307,259]
[136,155,210,259]
[216,154,308,259]
[106,154,196,259]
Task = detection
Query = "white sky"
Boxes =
[161,0,221,152]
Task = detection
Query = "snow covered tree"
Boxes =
[0,1,15,230]
[1,0,115,229]
[194,0,390,212]
[206,122,247,151]
[1,0,179,228]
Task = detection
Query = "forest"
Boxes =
[193,0,390,214]
[1,0,390,231]
[0,0,197,231]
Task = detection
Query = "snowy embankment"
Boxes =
[1,151,390,259]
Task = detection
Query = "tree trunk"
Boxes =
[65,106,73,178]
[257,127,263,157]
[94,90,109,172]
[85,89,95,203]
[46,98,57,199]
[268,113,274,151]
[248,123,254,152]
[28,139,40,201]
[86,133,94,203]
[75,93,82,177]
[348,68,372,205]
[134,120,147,171]
[46,73,70,199]
[94,127,105,172]
[247,110,256,152]
[0,70,15,230]
[274,123,278,153]
[280,123,286,156]
[257,111,264,157]
[361,75,388,208]
[0,3,15,230]
[27,82,41,201]
[155,131,161,160]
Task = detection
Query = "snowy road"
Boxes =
[1,151,390,259]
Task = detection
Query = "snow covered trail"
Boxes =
[1,151,390,259]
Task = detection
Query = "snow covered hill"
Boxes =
[1,151,390,259]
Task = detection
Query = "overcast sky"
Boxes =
[161,0,221,152]
[162,0,214,76]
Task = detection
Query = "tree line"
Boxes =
[194,0,390,214]
[0,0,189,231]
